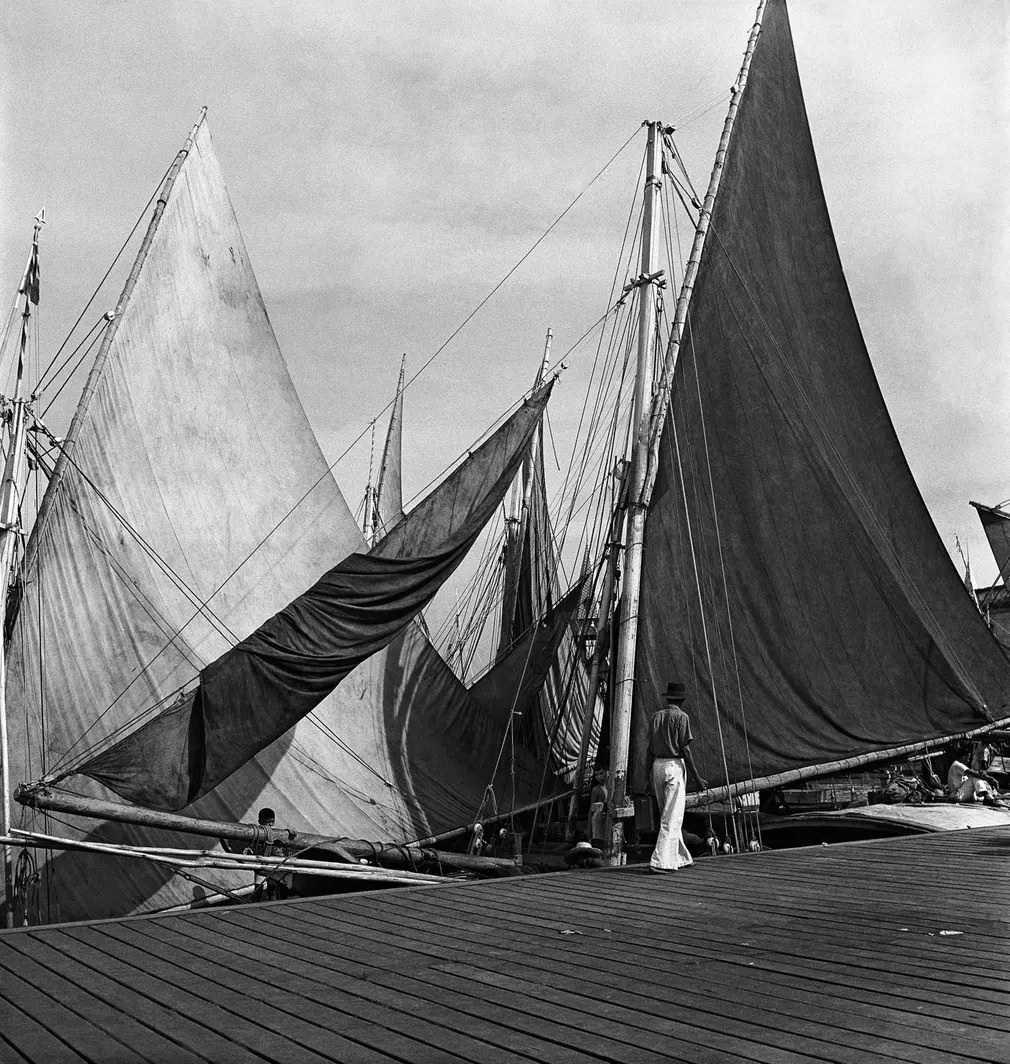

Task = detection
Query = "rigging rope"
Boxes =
[36,157,176,394]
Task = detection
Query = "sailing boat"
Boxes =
[5,0,1008,922]
[616,0,1010,840]
[2,116,559,924]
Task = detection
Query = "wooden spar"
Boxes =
[0,213,42,928]
[685,714,1010,809]
[28,109,207,559]
[641,2,767,505]
[5,831,444,885]
[603,119,662,865]
[14,786,520,875]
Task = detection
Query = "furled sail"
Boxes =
[3,115,551,922]
[971,501,1010,586]
[73,386,551,809]
[633,0,1010,792]
[491,394,599,779]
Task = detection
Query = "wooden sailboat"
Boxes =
[609,0,1010,851]
[2,116,561,925]
[4,0,1008,923]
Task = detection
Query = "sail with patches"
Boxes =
[632,0,1010,794]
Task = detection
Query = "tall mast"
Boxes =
[603,2,768,864]
[362,420,376,543]
[1,210,43,926]
[602,120,663,863]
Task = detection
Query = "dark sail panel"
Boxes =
[470,579,586,764]
[972,501,1010,586]
[77,386,551,808]
[634,0,1010,791]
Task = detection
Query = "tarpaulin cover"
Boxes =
[4,117,551,922]
[972,501,1010,586]
[633,0,1010,792]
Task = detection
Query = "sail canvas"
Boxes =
[633,0,1010,793]
[5,120,554,921]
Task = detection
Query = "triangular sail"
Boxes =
[634,0,1010,792]
[374,355,406,537]
[971,501,1010,586]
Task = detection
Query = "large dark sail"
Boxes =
[633,0,1010,791]
[73,386,552,809]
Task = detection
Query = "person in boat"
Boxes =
[254,807,292,901]
[647,681,707,873]
[947,757,1006,807]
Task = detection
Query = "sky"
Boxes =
[1,0,1008,586]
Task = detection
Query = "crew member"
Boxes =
[648,681,707,873]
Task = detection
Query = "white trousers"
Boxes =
[650,757,693,870]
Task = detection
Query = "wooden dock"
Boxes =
[1,825,1008,1063]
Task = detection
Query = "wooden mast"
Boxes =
[1,211,43,926]
[603,0,769,864]
[362,420,376,542]
[602,119,663,864]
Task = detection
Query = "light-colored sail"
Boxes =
[374,355,406,537]
[971,501,1010,586]
[4,118,546,922]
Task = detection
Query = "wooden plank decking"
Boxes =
[1,826,1008,1063]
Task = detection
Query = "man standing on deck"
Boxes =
[648,682,707,873]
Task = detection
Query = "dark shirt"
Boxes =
[650,705,693,759]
